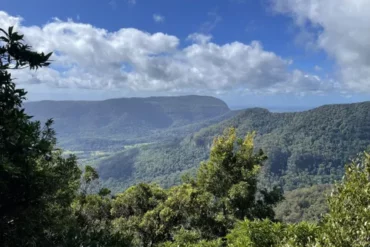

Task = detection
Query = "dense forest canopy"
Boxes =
[92,102,370,195]
[2,27,370,247]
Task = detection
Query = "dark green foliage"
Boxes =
[194,106,370,189]
[68,150,370,247]
[105,128,282,246]
[200,152,370,247]
[68,181,127,247]
[0,26,52,70]
[97,104,370,194]
[0,26,81,246]
[225,219,319,247]
[316,152,370,247]
[98,139,209,193]
[195,129,283,223]
[275,184,331,223]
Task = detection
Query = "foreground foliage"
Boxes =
[106,128,283,246]
[0,26,81,246]
[168,151,370,247]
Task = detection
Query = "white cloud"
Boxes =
[314,65,322,71]
[200,10,222,33]
[187,33,212,44]
[0,11,22,29]
[0,11,331,95]
[272,0,370,93]
[153,14,165,23]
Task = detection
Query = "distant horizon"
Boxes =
[228,104,313,112]
[25,93,370,113]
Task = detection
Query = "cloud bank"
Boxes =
[272,0,370,93]
[0,11,332,95]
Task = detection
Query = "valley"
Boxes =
[26,97,370,195]
[25,96,370,224]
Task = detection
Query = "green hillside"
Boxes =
[96,101,370,193]
[274,184,332,223]
[25,95,231,150]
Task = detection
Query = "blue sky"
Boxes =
[2,0,370,109]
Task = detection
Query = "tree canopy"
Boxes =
[0,26,81,246]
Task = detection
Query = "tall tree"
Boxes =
[317,152,370,247]
[146,128,285,246]
[195,128,283,233]
[0,26,81,246]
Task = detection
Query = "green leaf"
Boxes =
[8,26,13,36]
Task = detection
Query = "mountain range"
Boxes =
[25,95,233,151]
[26,96,370,195]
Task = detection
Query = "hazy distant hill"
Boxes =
[25,95,231,150]
[96,101,370,193]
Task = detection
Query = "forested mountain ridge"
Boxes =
[96,101,370,192]
[25,95,231,150]
[193,101,370,178]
